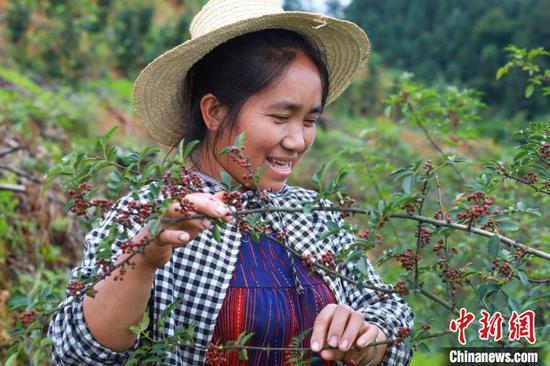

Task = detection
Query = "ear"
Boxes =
[199,93,227,132]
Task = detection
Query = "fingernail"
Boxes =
[357,337,367,347]
[215,204,228,216]
[311,341,320,352]
[329,335,338,348]
[179,232,189,242]
[340,339,349,350]
[201,219,211,230]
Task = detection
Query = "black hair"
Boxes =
[178,28,330,168]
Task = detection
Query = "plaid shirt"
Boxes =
[49,172,414,365]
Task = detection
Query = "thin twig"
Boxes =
[234,207,550,260]
[364,163,405,248]
[0,146,22,158]
[501,171,550,196]
[405,102,465,185]
[0,183,26,192]
[0,165,42,183]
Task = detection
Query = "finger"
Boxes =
[344,325,381,366]
[356,323,380,348]
[310,304,337,352]
[326,305,353,348]
[168,193,229,220]
[338,312,365,352]
[213,191,233,222]
[320,348,345,361]
[156,229,191,247]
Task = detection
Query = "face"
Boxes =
[199,51,324,192]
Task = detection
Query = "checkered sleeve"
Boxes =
[327,206,415,366]
[48,188,151,365]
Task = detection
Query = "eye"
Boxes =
[304,118,319,127]
[271,115,289,122]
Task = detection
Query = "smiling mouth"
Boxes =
[266,157,292,172]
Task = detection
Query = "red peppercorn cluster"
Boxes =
[415,227,431,247]
[402,202,417,214]
[376,211,389,228]
[120,235,150,255]
[523,172,538,185]
[301,254,315,268]
[394,280,409,296]
[114,200,159,227]
[259,187,272,202]
[67,183,93,217]
[492,259,512,278]
[540,142,550,160]
[338,196,356,218]
[432,239,457,260]
[514,246,528,261]
[480,215,503,231]
[320,252,336,270]
[393,326,410,345]
[395,249,420,271]
[91,198,114,213]
[423,160,433,173]
[420,324,432,331]
[67,279,85,296]
[20,309,37,326]
[275,228,289,241]
[228,146,254,186]
[180,166,205,192]
[357,229,370,240]
[457,192,494,222]
[205,342,226,365]
[543,180,550,187]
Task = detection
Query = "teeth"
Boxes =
[268,157,290,166]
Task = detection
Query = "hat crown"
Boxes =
[190,0,285,39]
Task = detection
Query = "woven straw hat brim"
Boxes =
[133,11,370,147]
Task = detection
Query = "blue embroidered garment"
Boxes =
[212,233,336,365]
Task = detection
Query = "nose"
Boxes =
[281,122,307,152]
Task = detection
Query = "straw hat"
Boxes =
[133,0,370,147]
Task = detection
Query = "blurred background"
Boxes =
[0,0,548,364]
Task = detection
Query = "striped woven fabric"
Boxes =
[211,233,336,365]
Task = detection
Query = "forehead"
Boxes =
[251,52,324,111]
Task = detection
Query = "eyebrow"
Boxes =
[267,101,323,114]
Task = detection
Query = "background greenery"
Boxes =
[0,0,548,364]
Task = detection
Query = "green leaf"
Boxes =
[212,224,221,242]
[217,146,233,158]
[149,219,161,236]
[312,162,332,189]
[488,236,500,259]
[496,66,508,80]
[525,84,534,98]
[417,342,430,354]
[129,325,142,335]
[403,175,414,194]
[508,297,520,312]
[181,140,200,160]
[517,271,529,285]
[498,222,519,231]
[238,349,248,361]
[235,132,245,148]
[5,353,18,366]
[139,312,150,331]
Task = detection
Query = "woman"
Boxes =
[49,0,414,365]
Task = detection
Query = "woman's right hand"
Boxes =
[136,191,231,269]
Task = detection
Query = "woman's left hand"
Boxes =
[310,304,388,366]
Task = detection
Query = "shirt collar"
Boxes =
[191,170,289,199]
